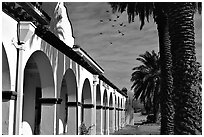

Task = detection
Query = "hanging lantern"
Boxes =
[18,21,36,44]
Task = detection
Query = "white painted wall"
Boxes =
[2,3,127,135]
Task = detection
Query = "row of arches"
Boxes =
[2,44,126,135]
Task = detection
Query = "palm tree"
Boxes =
[166,3,202,134]
[131,50,160,123]
[109,2,174,134]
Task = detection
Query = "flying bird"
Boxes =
[118,30,121,33]
[112,24,115,27]
[114,19,117,22]
[119,23,123,26]
[122,33,124,36]
[117,15,120,18]
[100,20,103,23]
[100,32,103,35]
[106,10,109,13]
[108,18,111,21]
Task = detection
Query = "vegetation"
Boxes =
[110,2,175,134]
[79,123,95,135]
[109,2,202,135]
[166,3,202,134]
[131,50,160,123]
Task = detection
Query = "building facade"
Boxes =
[2,2,127,135]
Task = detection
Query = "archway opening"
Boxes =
[103,90,107,135]
[81,78,92,129]
[2,44,12,135]
[2,44,11,91]
[115,95,117,131]
[96,84,102,134]
[109,93,113,133]
[118,97,120,129]
[22,51,55,135]
[58,69,77,135]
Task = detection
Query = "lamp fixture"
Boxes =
[17,21,36,44]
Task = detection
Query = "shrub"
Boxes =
[79,122,95,135]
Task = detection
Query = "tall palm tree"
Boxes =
[166,2,202,134]
[153,3,175,134]
[131,50,160,123]
[109,2,174,134]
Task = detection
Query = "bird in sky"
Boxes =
[119,23,123,26]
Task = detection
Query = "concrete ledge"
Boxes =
[2,91,17,100]
[102,106,109,109]
[109,107,114,110]
[83,104,94,108]
[67,101,78,107]
[39,98,62,104]
[96,105,103,109]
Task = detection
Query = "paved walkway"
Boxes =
[111,113,160,135]
[111,124,160,135]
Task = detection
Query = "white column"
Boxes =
[15,48,24,135]
[92,75,99,135]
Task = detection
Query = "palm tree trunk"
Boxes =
[154,5,174,135]
[167,2,202,134]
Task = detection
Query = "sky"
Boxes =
[66,2,202,91]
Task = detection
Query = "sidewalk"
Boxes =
[111,124,160,135]
[111,113,160,135]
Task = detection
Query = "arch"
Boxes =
[118,97,120,108]
[22,51,55,135]
[102,89,108,135]
[103,90,108,106]
[109,93,113,107]
[120,98,123,128]
[109,93,114,133]
[58,68,78,135]
[82,78,92,104]
[96,84,102,135]
[2,44,11,135]
[114,95,118,131]
[121,98,123,109]
[81,78,93,128]
[2,44,11,91]
[118,97,120,129]
[96,84,101,105]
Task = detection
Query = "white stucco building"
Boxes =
[2,2,128,135]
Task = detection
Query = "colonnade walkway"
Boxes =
[2,2,129,135]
